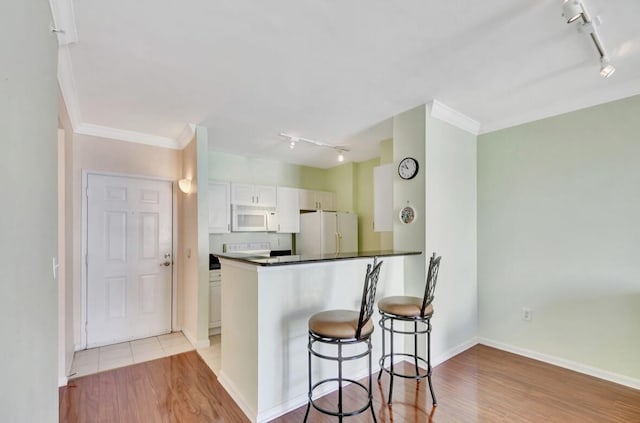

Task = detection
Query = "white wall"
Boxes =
[58,94,76,385]
[70,133,181,348]
[391,104,478,365]
[425,107,478,363]
[478,95,640,386]
[0,1,59,420]
[179,127,210,348]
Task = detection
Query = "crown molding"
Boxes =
[177,123,197,149]
[429,100,481,135]
[57,47,81,129]
[75,123,181,150]
[479,83,640,134]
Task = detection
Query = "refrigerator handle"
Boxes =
[335,232,340,254]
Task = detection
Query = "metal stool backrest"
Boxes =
[421,252,442,317]
[355,259,384,340]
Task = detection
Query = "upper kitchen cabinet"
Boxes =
[276,186,300,233]
[208,181,231,233]
[299,189,335,211]
[231,183,277,207]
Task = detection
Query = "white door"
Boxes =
[86,174,173,347]
[321,212,338,255]
[337,212,358,253]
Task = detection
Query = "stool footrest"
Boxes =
[379,353,430,380]
[308,378,373,418]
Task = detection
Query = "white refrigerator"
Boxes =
[296,211,358,255]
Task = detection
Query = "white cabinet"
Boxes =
[208,182,230,233]
[276,186,300,233]
[374,164,393,232]
[299,189,335,211]
[209,269,222,334]
[231,183,277,207]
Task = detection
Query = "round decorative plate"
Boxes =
[399,205,416,224]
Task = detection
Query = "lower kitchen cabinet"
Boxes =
[209,270,222,334]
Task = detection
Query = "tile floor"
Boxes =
[70,331,196,379]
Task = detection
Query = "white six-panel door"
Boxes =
[86,174,173,347]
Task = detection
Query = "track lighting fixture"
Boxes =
[562,0,584,24]
[280,133,350,163]
[562,0,615,78]
[600,57,615,78]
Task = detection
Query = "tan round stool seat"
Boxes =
[378,296,434,318]
[309,310,374,339]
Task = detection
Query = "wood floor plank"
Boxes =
[59,346,640,422]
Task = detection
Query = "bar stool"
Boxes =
[303,259,383,422]
[377,252,441,406]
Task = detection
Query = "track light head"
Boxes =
[563,0,584,24]
[600,58,616,78]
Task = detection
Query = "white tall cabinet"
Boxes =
[276,186,300,233]
[208,181,231,233]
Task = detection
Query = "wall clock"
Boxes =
[399,205,416,224]
[398,157,419,180]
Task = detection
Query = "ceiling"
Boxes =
[55,0,640,168]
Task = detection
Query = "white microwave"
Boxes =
[232,206,278,232]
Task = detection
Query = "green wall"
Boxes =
[326,162,356,212]
[478,94,640,383]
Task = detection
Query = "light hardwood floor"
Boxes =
[59,345,640,422]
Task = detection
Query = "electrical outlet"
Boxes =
[522,307,532,321]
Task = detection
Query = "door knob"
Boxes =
[160,261,171,267]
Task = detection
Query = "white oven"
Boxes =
[231,205,278,232]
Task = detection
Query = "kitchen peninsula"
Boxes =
[215,250,421,423]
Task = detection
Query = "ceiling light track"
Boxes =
[280,133,350,163]
[562,0,615,78]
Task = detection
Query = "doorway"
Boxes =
[85,174,173,348]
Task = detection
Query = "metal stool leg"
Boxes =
[368,337,377,422]
[338,341,343,422]
[388,317,395,404]
[414,320,420,377]
[304,333,312,422]
[427,319,437,406]
[377,316,385,382]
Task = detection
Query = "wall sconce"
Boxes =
[178,178,192,194]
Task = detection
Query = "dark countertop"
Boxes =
[215,250,422,267]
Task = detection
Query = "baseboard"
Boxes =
[478,337,640,390]
[432,337,479,367]
[254,355,406,422]
[181,328,210,349]
[218,371,258,423]
[58,375,68,387]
